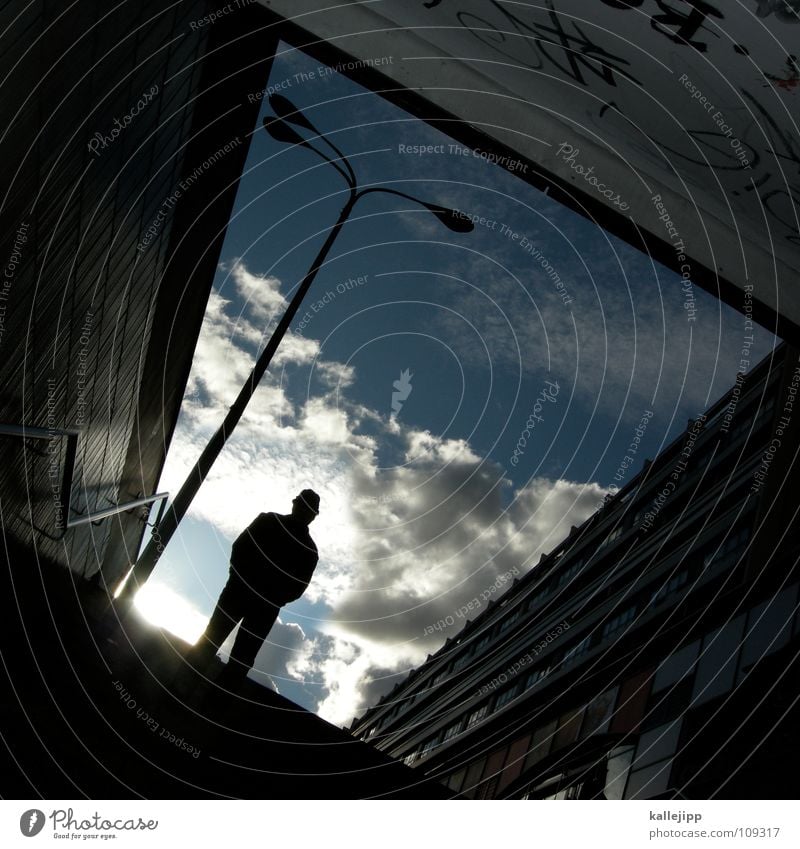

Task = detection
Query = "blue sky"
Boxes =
[136,43,776,726]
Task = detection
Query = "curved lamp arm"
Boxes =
[263,117,353,186]
[269,94,357,188]
[357,186,475,233]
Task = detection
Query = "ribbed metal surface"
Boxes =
[0,0,211,578]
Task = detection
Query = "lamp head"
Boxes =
[262,116,306,146]
[423,203,475,233]
[269,94,317,132]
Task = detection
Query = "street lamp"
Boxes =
[119,94,473,603]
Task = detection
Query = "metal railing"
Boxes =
[0,423,168,532]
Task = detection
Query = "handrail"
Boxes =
[66,492,170,527]
[0,423,168,531]
[1,422,80,532]
[0,424,80,439]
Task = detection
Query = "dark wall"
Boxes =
[0,1,274,586]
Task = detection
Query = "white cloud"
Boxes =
[315,359,356,388]
[300,397,352,445]
[245,619,308,694]
[225,259,287,324]
[155,260,608,728]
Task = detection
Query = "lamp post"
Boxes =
[119,95,473,603]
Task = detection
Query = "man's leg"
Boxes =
[192,576,246,664]
[224,602,280,681]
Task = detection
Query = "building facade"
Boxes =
[351,344,800,799]
[0,1,272,588]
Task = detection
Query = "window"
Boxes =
[525,666,550,690]
[527,587,550,611]
[703,526,751,573]
[728,400,773,442]
[397,690,421,714]
[431,669,448,686]
[527,576,552,610]
[499,609,521,633]
[443,720,463,742]
[545,782,584,800]
[421,736,441,757]
[727,418,750,442]
[403,751,418,766]
[561,636,592,667]
[650,569,689,606]
[631,719,682,771]
[556,559,584,587]
[597,524,624,550]
[602,604,637,639]
[604,745,636,800]
[452,649,474,672]
[478,776,500,799]
[755,394,775,420]
[466,703,489,728]
[652,640,700,692]
[691,615,745,706]
[691,443,716,475]
[618,487,636,505]
[473,633,493,654]
[495,684,519,710]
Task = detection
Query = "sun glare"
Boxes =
[134,582,208,644]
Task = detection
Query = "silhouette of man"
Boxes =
[192,489,320,683]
